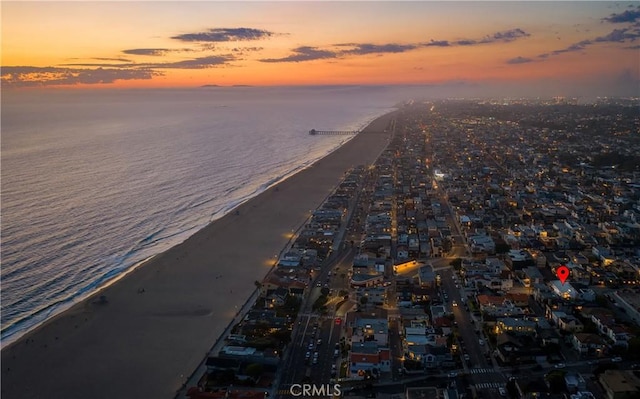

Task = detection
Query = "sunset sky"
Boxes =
[2,1,639,94]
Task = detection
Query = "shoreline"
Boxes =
[0,110,384,349]
[0,109,397,399]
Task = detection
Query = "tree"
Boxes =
[245,363,263,380]
[269,328,292,345]
[628,337,640,360]
[545,371,567,393]
[449,258,462,270]
[312,295,328,311]
[595,295,609,307]
[282,295,302,313]
[446,334,455,348]
[495,243,511,254]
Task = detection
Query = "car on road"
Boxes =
[308,343,314,350]
[612,357,623,362]
[499,387,507,397]
[335,317,342,325]
[554,363,566,369]
[452,300,458,307]
[448,372,458,378]
[463,354,470,361]
[305,351,311,361]
[478,339,485,346]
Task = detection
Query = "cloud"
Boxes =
[455,40,477,46]
[231,47,263,52]
[488,28,530,42]
[548,40,592,56]
[538,27,640,59]
[93,57,132,62]
[424,40,450,47]
[259,27,530,64]
[61,57,134,67]
[59,62,136,67]
[123,48,170,56]
[2,52,236,87]
[1,66,159,88]
[147,55,233,69]
[593,28,640,43]
[123,48,201,56]
[506,56,534,64]
[602,7,640,23]
[260,46,337,63]
[430,28,530,48]
[341,43,418,55]
[172,27,274,42]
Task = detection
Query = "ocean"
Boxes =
[0,86,402,347]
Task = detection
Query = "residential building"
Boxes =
[571,333,606,356]
[349,341,391,377]
[598,370,640,399]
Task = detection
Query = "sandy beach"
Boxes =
[1,111,396,399]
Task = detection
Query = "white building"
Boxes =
[550,280,578,300]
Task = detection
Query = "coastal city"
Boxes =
[179,98,640,399]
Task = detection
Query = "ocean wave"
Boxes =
[1,88,395,347]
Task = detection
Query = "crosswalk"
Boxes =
[474,382,506,390]
[467,368,495,375]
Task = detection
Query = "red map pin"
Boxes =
[557,265,570,285]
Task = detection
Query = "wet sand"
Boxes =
[0,111,396,399]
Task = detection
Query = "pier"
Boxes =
[309,129,358,136]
